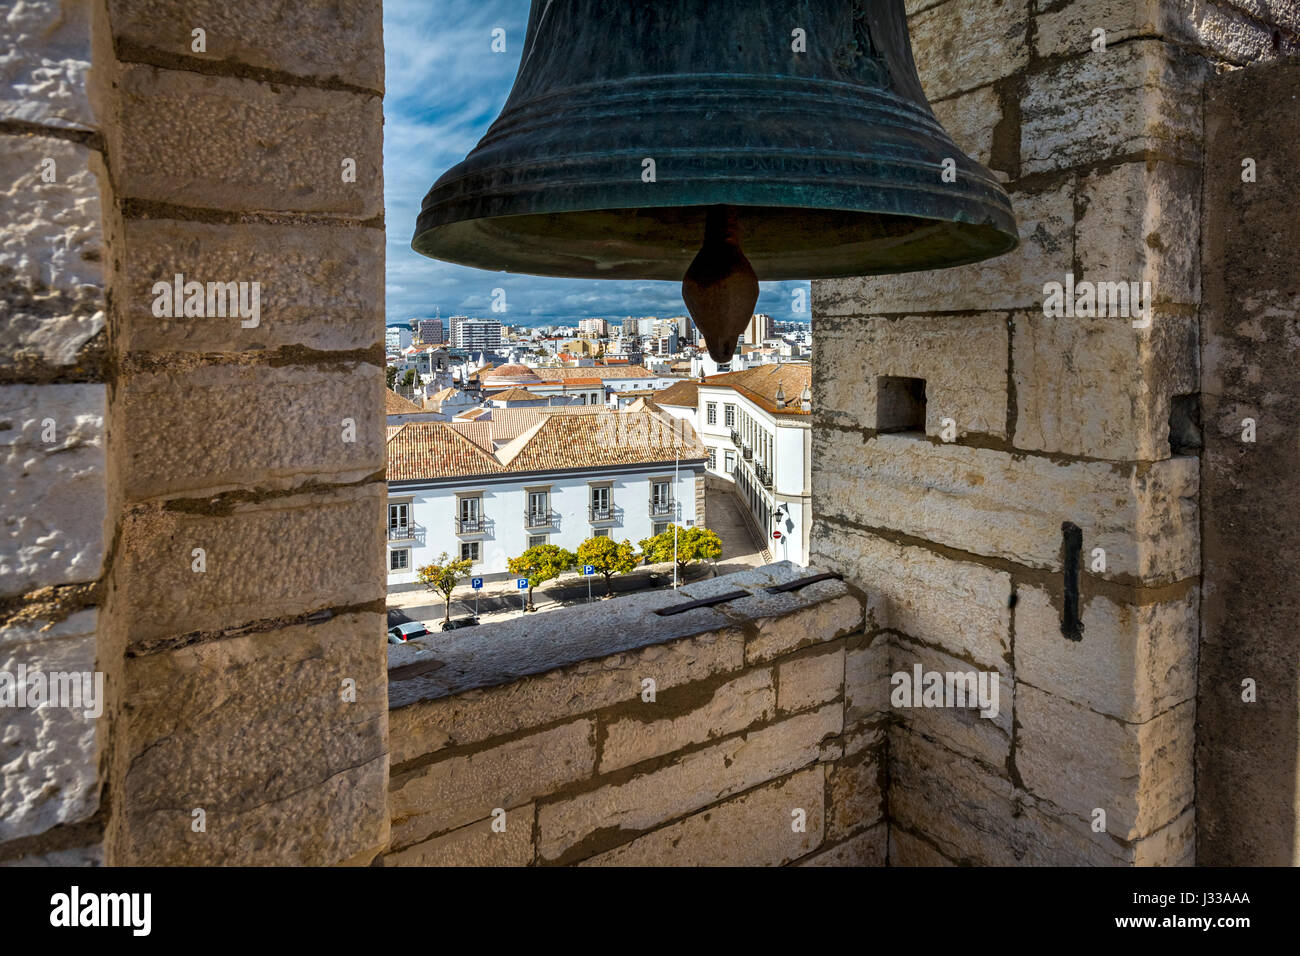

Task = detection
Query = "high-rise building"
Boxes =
[448,315,468,345]
[578,318,609,338]
[385,326,413,351]
[417,318,445,345]
[621,317,638,339]
[744,313,773,345]
[454,318,503,351]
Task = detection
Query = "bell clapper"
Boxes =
[681,205,760,364]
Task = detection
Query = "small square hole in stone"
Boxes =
[1169,393,1202,457]
[877,376,927,433]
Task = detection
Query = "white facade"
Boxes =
[387,463,704,586]
[454,319,502,351]
[385,326,413,351]
[695,382,812,566]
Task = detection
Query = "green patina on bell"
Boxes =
[413,0,1018,361]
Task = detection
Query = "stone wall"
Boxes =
[1,0,112,865]
[811,0,1298,865]
[1197,57,1300,866]
[384,564,887,866]
[2,0,388,865]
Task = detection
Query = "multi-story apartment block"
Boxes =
[743,312,773,345]
[657,364,812,565]
[416,318,445,345]
[454,318,503,351]
[385,409,706,585]
[578,317,608,337]
[385,325,414,351]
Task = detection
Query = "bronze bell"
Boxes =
[413,0,1018,362]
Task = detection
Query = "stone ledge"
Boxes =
[388,562,864,709]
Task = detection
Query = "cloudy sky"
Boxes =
[383,0,811,328]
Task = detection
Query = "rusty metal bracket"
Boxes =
[764,571,843,594]
[654,589,751,616]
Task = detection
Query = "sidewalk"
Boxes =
[387,559,713,630]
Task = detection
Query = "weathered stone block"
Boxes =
[0,0,95,129]
[1015,684,1194,840]
[0,609,101,842]
[776,646,842,714]
[385,805,534,867]
[1021,41,1204,174]
[120,484,384,646]
[889,637,1013,768]
[813,313,1009,437]
[815,430,1199,584]
[600,667,775,774]
[888,827,956,866]
[813,521,1012,670]
[844,633,890,724]
[580,768,824,867]
[826,746,883,839]
[106,0,385,91]
[106,64,382,216]
[537,704,841,862]
[121,611,389,864]
[0,135,105,372]
[117,218,383,353]
[118,362,383,499]
[390,628,744,765]
[1012,310,1199,461]
[930,83,1005,176]
[1015,583,1198,723]
[1035,0,1295,63]
[814,183,1072,315]
[389,720,594,850]
[799,821,887,866]
[908,0,1028,101]
[1076,159,1201,309]
[0,384,106,597]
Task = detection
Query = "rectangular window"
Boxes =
[388,503,408,536]
[724,449,736,473]
[724,404,735,427]
[653,522,669,536]
[527,490,550,524]
[458,495,483,533]
[706,403,717,425]
[651,480,672,516]
[528,534,547,549]
[389,549,410,572]
[590,485,611,520]
[593,528,610,538]
[707,447,717,470]
[459,541,480,562]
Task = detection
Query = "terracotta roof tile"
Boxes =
[385,389,424,415]
[388,410,704,482]
[703,363,812,415]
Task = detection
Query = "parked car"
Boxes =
[388,621,429,644]
[440,615,480,632]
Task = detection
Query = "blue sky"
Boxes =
[383,0,811,328]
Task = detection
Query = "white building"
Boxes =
[578,317,608,337]
[656,364,812,565]
[385,408,706,586]
[385,326,413,351]
[454,318,502,351]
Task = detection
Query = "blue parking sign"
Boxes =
[516,578,529,589]
[471,577,483,590]
[583,565,595,576]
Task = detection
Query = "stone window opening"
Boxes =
[876,376,927,434]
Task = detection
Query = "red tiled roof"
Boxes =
[702,363,812,416]
[387,409,704,482]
